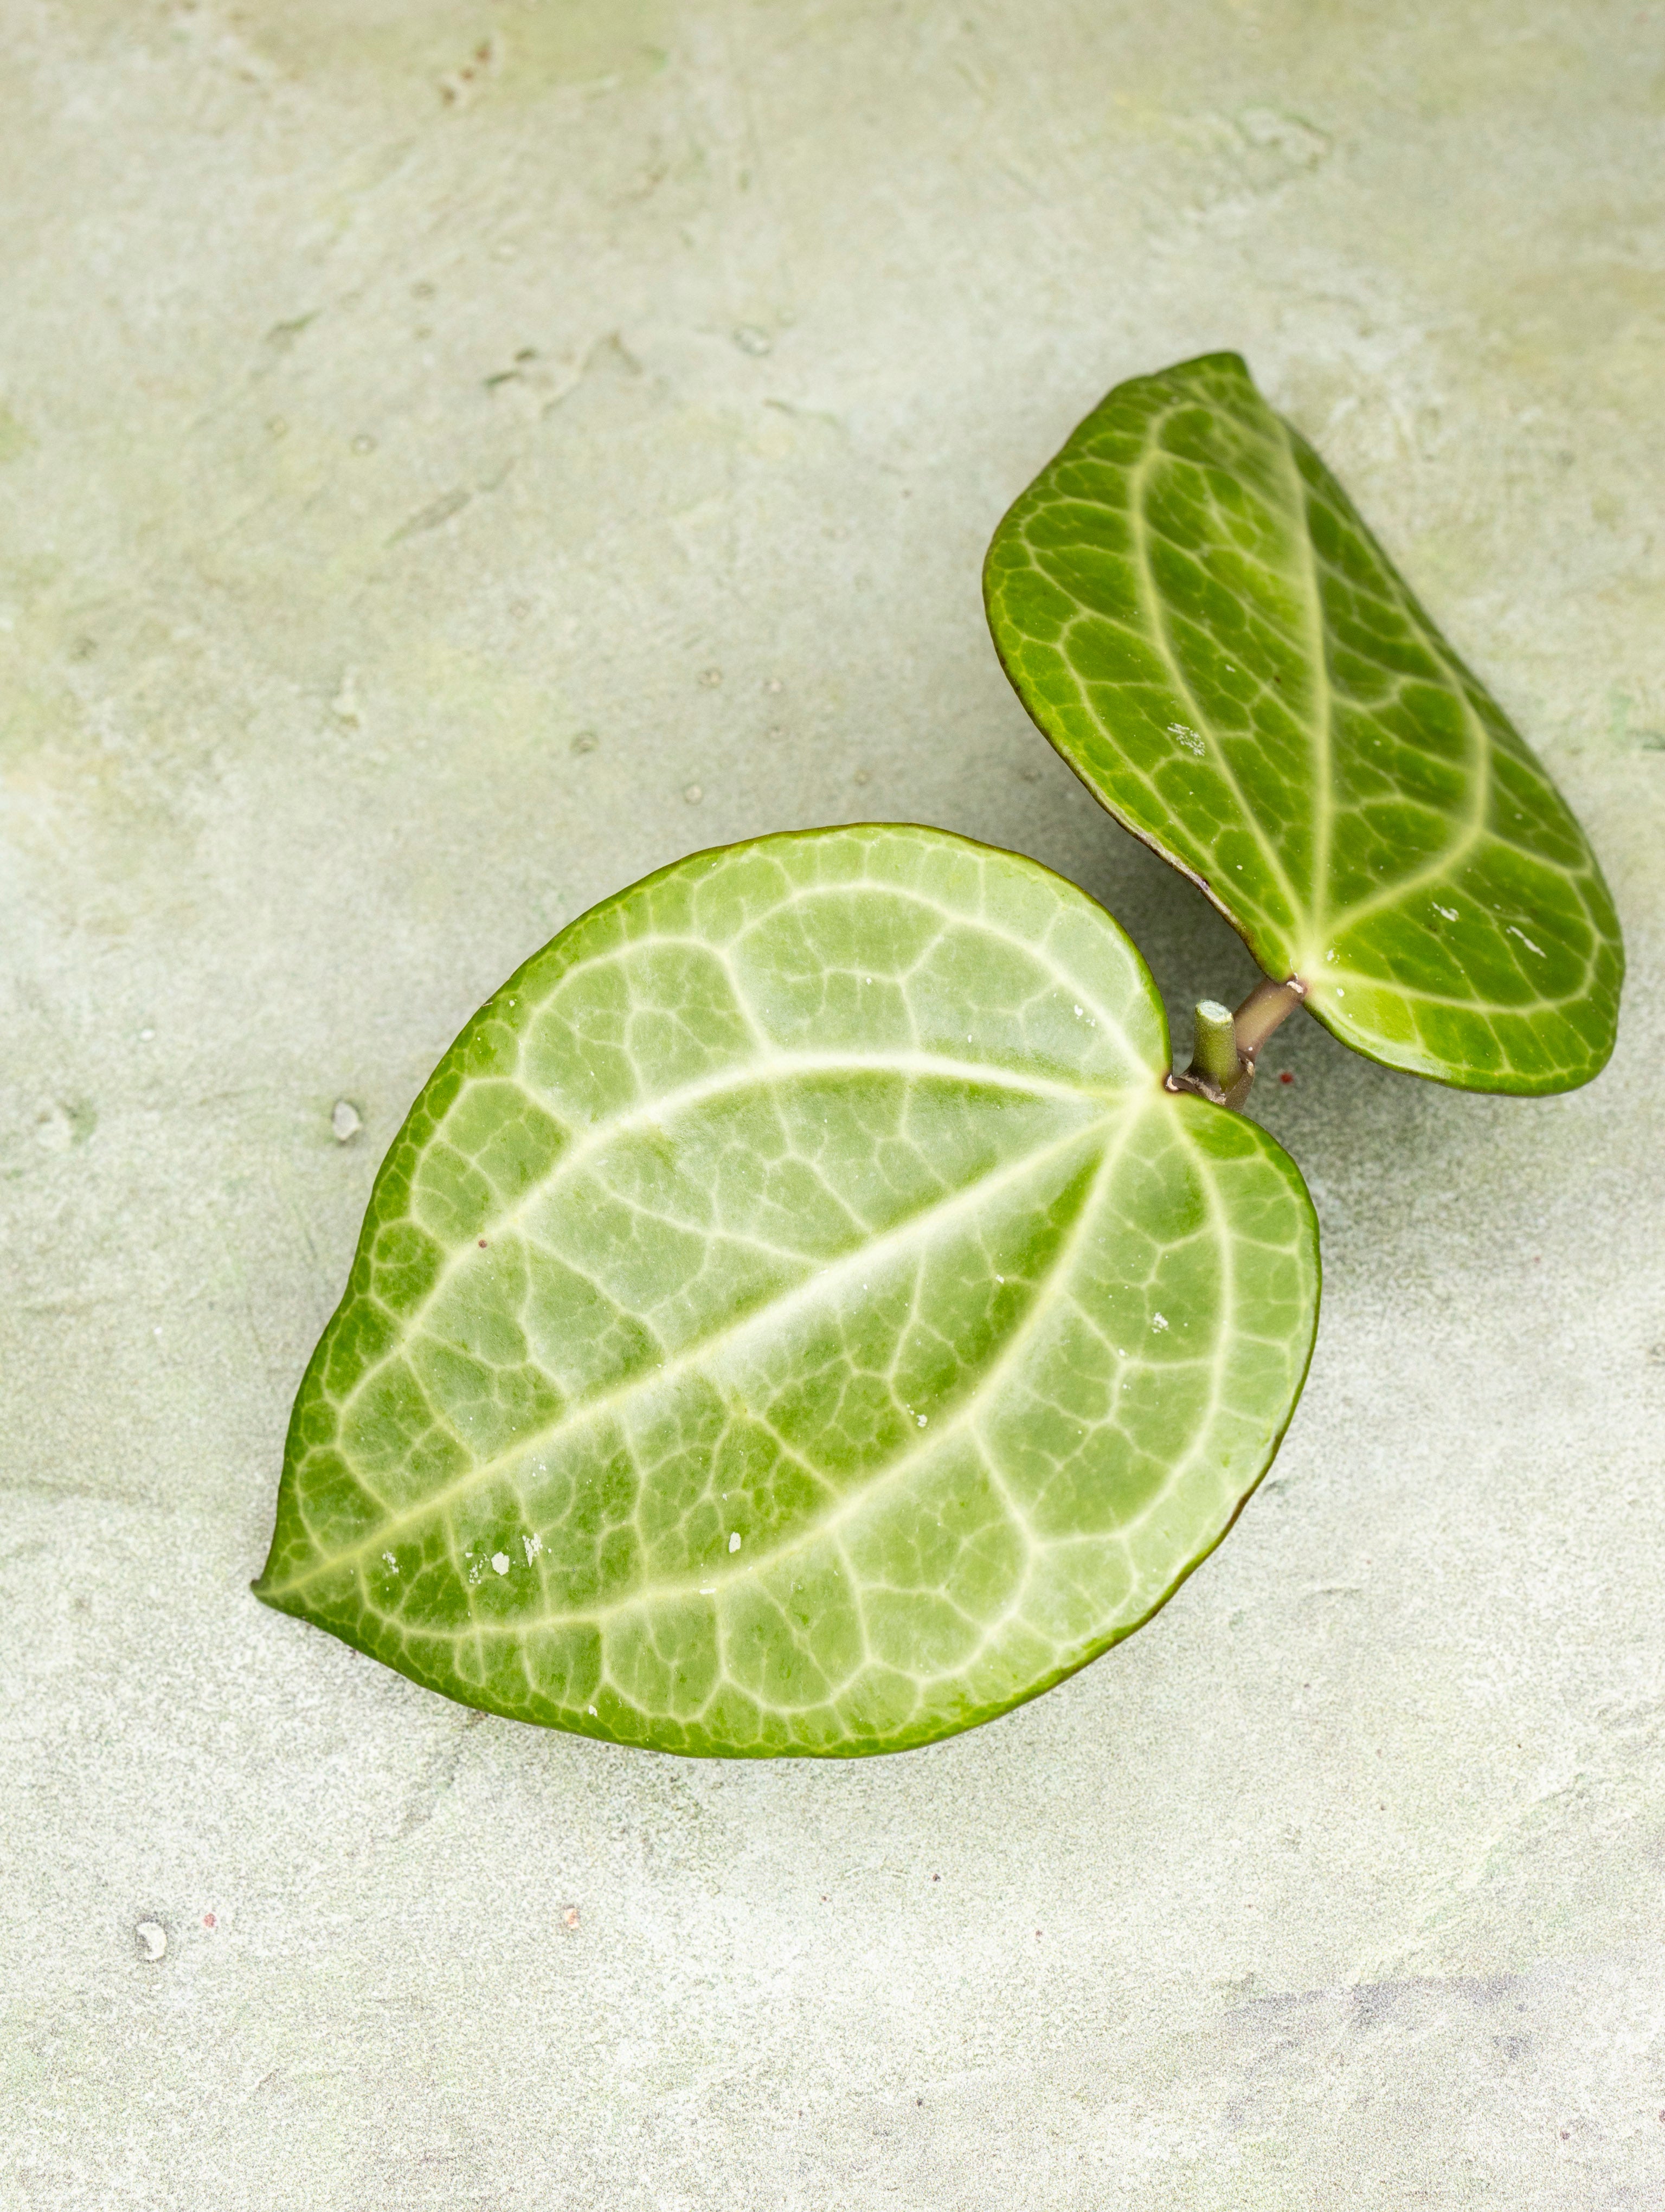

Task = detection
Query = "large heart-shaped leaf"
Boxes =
[983,352,1624,1093]
[256,826,1318,1756]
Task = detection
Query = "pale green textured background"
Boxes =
[3,3,1662,2205]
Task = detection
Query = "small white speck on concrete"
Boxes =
[136,1921,166,1962]
[330,1099,361,1143]
[684,783,704,804]
[330,670,362,725]
[34,1102,74,1153]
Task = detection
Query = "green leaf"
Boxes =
[984,352,1624,1094]
[256,826,1318,1757]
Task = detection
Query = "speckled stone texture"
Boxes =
[3,3,1662,2205]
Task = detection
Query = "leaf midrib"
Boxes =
[346,1045,1142,1418]
[1272,409,1336,938]
[361,1107,1251,1677]
[274,1103,1135,1598]
[353,1098,1207,1650]
[1123,414,1307,941]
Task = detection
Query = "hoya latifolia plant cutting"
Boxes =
[256,353,1623,1757]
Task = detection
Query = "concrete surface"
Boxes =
[3,2,1663,2204]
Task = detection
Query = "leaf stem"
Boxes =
[1233,974,1306,1062]
[1170,976,1306,1109]
[1188,1000,1240,1091]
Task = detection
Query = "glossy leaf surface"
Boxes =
[257,826,1319,1756]
[984,352,1623,1092]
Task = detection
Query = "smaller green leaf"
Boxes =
[984,352,1624,1094]
[256,826,1320,1757]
